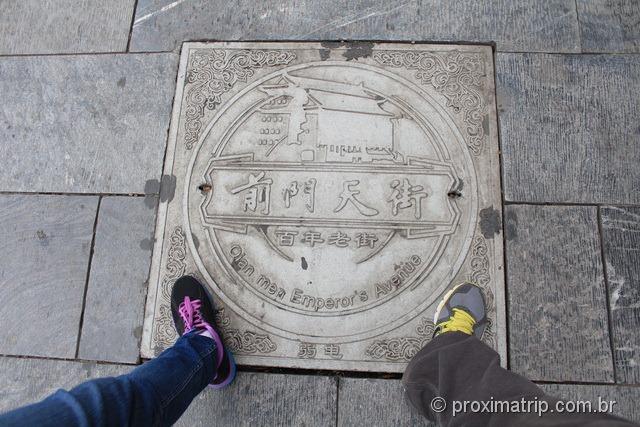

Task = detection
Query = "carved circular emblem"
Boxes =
[186,62,477,343]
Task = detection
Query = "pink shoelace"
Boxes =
[178,296,224,370]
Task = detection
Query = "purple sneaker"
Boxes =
[171,275,236,389]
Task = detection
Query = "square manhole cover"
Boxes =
[142,42,505,372]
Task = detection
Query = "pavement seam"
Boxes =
[597,206,619,383]
[504,201,640,208]
[74,196,103,359]
[335,376,340,427]
[492,44,512,372]
[135,47,184,362]
[0,51,172,58]
[573,0,584,53]
[494,51,640,56]
[534,380,637,387]
[0,51,638,61]
[127,0,141,52]
[0,352,139,367]
[0,191,148,197]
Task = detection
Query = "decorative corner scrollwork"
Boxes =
[184,49,296,149]
[364,234,498,361]
[215,307,277,355]
[365,317,434,361]
[468,234,497,348]
[151,226,276,356]
[373,50,487,156]
[153,226,187,355]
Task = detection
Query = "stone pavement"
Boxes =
[0,1,639,425]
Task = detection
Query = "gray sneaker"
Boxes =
[433,282,487,339]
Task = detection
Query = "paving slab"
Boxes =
[601,206,640,384]
[339,378,640,426]
[577,0,640,53]
[177,372,337,426]
[497,53,640,204]
[337,378,431,426]
[541,383,640,423]
[505,205,614,382]
[0,357,335,425]
[141,41,506,373]
[0,195,98,358]
[0,0,136,55]
[130,0,580,53]
[0,54,178,194]
[0,356,131,414]
[78,197,156,364]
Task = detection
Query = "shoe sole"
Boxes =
[209,348,237,390]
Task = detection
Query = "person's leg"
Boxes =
[403,282,638,427]
[0,276,236,427]
[0,330,216,427]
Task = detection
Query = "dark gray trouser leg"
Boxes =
[402,332,638,427]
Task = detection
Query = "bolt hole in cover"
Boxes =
[141,42,505,372]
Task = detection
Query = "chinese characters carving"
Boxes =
[231,171,272,215]
[334,180,379,217]
[388,178,428,219]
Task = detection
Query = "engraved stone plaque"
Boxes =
[142,42,506,372]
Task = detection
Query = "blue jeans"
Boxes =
[0,330,216,427]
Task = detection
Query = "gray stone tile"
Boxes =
[0,0,135,55]
[176,372,337,426]
[577,0,640,53]
[338,378,432,427]
[497,53,640,204]
[0,359,336,426]
[0,54,178,194]
[78,197,156,363]
[601,206,640,384]
[0,195,98,358]
[130,0,579,53]
[0,356,131,413]
[541,383,640,423]
[505,205,614,382]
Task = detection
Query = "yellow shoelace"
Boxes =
[436,308,476,336]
